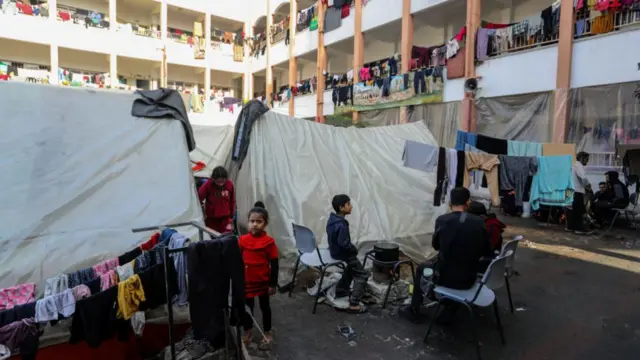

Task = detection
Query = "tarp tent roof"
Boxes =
[233,111,446,264]
[0,82,202,291]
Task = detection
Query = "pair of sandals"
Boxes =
[243,332,273,351]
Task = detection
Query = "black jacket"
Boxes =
[433,211,493,290]
[326,213,357,261]
[188,235,245,349]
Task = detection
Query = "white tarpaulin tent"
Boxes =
[190,124,234,178]
[234,111,446,265]
[0,82,203,291]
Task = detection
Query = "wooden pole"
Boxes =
[316,0,327,122]
[400,0,413,123]
[352,0,364,123]
[288,0,297,116]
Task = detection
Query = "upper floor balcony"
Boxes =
[253,0,640,105]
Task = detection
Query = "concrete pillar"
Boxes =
[160,1,168,87]
[49,45,59,85]
[265,0,273,108]
[109,0,116,32]
[316,0,327,122]
[352,0,364,123]
[461,0,481,132]
[288,0,297,117]
[243,22,254,101]
[204,13,212,112]
[400,0,413,123]
[48,0,56,22]
[553,0,575,143]
[109,53,117,87]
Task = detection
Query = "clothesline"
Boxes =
[403,132,576,212]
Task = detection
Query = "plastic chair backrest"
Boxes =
[630,193,638,207]
[501,236,522,271]
[481,251,511,290]
[292,223,317,254]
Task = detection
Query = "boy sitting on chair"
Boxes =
[326,194,369,314]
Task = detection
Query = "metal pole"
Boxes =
[163,247,176,360]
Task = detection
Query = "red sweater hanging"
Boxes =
[239,232,279,298]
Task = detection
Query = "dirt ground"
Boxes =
[249,216,640,360]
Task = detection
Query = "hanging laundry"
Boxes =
[476,134,508,155]
[168,232,190,306]
[117,275,145,320]
[100,270,118,291]
[508,140,542,156]
[542,143,575,161]
[92,258,119,277]
[188,236,244,348]
[465,144,488,190]
[140,233,160,251]
[530,155,574,210]
[446,39,460,59]
[476,27,491,61]
[455,130,478,151]
[446,148,458,195]
[138,262,178,312]
[0,303,36,329]
[402,140,439,172]
[0,283,36,311]
[70,287,130,348]
[463,153,501,206]
[324,6,342,33]
[434,147,448,206]
[455,150,465,187]
[498,155,538,206]
[0,318,38,353]
[118,247,142,266]
[35,289,76,323]
[44,274,69,297]
[72,285,91,301]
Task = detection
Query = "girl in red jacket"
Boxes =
[240,202,279,350]
[198,166,235,233]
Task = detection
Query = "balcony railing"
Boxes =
[575,8,640,39]
[488,21,560,57]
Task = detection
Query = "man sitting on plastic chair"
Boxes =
[326,194,370,314]
[400,187,493,323]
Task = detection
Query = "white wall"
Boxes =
[475,45,558,98]
[571,30,640,89]
[362,0,402,32]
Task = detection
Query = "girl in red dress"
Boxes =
[198,166,235,233]
[239,202,278,349]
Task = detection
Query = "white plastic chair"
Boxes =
[607,193,638,231]
[424,252,511,360]
[288,223,345,314]
[500,236,522,314]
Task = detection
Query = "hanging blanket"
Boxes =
[530,155,574,210]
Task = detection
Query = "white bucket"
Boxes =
[522,201,531,218]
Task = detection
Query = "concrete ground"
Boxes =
[249,217,640,360]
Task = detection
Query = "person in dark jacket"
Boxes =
[400,187,492,323]
[198,166,235,233]
[593,171,630,225]
[326,194,369,314]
